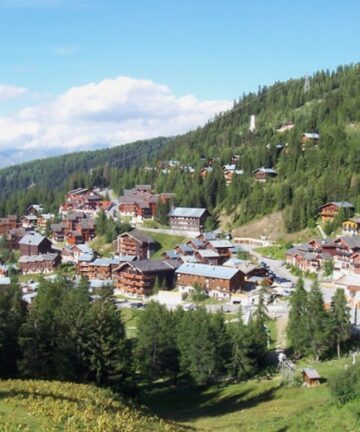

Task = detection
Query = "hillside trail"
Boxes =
[275,315,288,350]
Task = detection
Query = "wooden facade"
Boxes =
[113,260,175,296]
[176,263,244,296]
[168,208,208,232]
[342,217,360,236]
[113,230,155,259]
[19,233,53,256]
[0,216,18,235]
[319,202,354,223]
[19,253,61,274]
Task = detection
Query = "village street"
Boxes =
[239,242,335,305]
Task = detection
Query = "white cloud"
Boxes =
[0,84,28,101]
[0,76,232,167]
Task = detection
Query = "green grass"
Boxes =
[89,235,113,257]
[254,244,287,260]
[18,273,56,283]
[0,379,180,432]
[145,231,187,259]
[121,308,144,339]
[142,358,359,431]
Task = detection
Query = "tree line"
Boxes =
[1,64,360,234]
[287,277,352,361]
[0,276,271,394]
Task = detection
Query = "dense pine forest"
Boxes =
[1,63,360,232]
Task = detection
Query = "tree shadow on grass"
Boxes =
[142,383,277,423]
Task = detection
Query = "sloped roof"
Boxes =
[303,132,320,140]
[122,230,155,244]
[176,263,239,280]
[302,368,321,379]
[19,232,47,246]
[338,236,360,250]
[319,201,354,209]
[169,207,207,218]
[116,259,174,274]
[208,240,234,249]
[196,249,220,258]
[253,167,278,175]
[19,253,59,263]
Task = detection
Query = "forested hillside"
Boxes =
[1,63,360,232]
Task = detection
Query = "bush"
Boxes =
[329,362,360,404]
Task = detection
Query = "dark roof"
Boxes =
[116,259,174,274]
[121,230,155,244]
[319,201,354,210]
[337,236,360,250]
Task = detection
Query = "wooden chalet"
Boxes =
[194,249,220,265]
[113,230,156,259]
[205,240,234,265]
[113,260,176,296]
[0,216,18,235]
[168,207,208,233]
[301,132,320,147]
[222,164,244,186]
[8,227,26,249]
[253,167,277,182]
[19,253,61,274]
[19,232,53,256]
[20,215,38,229]
[175,263,244,299]
[319,201,354,223]
[334,236,360,272]
[342,217,360,236]
[26,204,44,215]
[66,230,84,245]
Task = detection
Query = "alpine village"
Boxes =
[1,57,360,430]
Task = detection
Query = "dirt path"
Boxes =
[275,316,288,350]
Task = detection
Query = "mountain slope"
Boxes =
[0,379,181,431]
[1,63,360,233]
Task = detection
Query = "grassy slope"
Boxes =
[142,358,359,432]
[231,211,319,242]
[146,232,187,259]
[0,379,180,432]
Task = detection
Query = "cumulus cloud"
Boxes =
[0,76,232,167]
[0,84,28,101]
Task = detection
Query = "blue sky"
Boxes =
[0,0,359,166]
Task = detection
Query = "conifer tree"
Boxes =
[135,301,178,382]
[307,279,330,361]
[86,298,133,393]
[229,307,255,380]
[330,289,351,359]
[0,278,27,377]
[287,277,309,357]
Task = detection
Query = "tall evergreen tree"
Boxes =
[135,301,179,382]
[330,289,351,359]
[287,277,309,357]
[0,278,27,377]
[86,298,134,393]
[229,307,255,380]
[307,279,330,361]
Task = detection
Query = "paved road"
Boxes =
[240,243,335,304]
